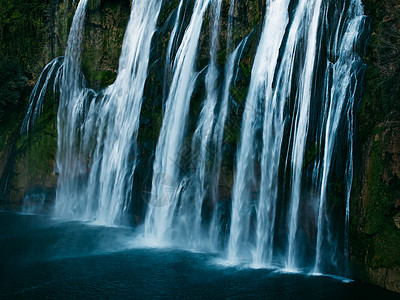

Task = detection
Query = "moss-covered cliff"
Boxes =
[351,0,400,293]
[0,0,399,293]
[0,0,129,208]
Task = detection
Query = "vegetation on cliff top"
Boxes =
[0,0,50,78]
[359,0,400,144]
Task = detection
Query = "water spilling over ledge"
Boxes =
[22,0,367,279]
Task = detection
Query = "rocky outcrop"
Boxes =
[81,0,130,89]
[352,0,400,293]
[352,117,400,293]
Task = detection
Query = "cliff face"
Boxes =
[0,0,399,293]
[351,0,400,293]
[0,0,130,207]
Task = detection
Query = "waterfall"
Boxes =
[54,0,90,219]
[208,37,249,248]
[22,0,366,276]
[144,0,210,244]
[313,0,365,273]
[176,0,222,249]
[225,0,364,271]
[55,0,162,224]
[285,0,323,271]
[228,0,291,264]
[83,0,162,224]
[21,57,63,135]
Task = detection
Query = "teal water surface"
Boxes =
[0,212,398,299]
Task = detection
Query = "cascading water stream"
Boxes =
[163,0,184,104]
[250,0,312,267]
[285,0,323,271]
[208,37,249,248]
[228,0,291,263]
[144,0,211,244]
[176,0,222,249]
[55,0,162,225]
[21,57,63,135]
[84,0,162,225]
[224,0,365,272]
[54,0,90,219]
[226,0,236,53]
[21,0,367,277]
[313,0,365,273]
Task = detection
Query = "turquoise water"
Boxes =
[0,212,398,299]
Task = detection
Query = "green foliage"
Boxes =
[358,0,400,147]
[0,0,49,75]
[92,70,117,88]
[0,59,27,123]
[370,225,400,268]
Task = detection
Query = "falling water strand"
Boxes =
[285,0,323,271]
[208,37,248,248]
[55,0,162,225]
[228,0,291,263]
[21,57,63,135]
[86,0,162,225]
[54,0,89,219]
[251,0,312,267]
[227,0,236,52]
[313,1,365,273]
[144,0,211,244]
[163,0,184,103]
[178,0,222,249]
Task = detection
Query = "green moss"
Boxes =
[80,0,129,89]
[239,61,251,79]
[92,70,117,88]
[303,142,319,168]
[351,0,400,274]
[223,116,241,145]
[364,126,394,235]
[55,0,75,56]
[370,225,400,268]
[355,124,400,269]
[217,49,227,66]
[0,0,50,77]
[157,0,180,27]
[230,85,249,105]
[357,0,400,149]
[11,90,57,202]
[0,109,21,153]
